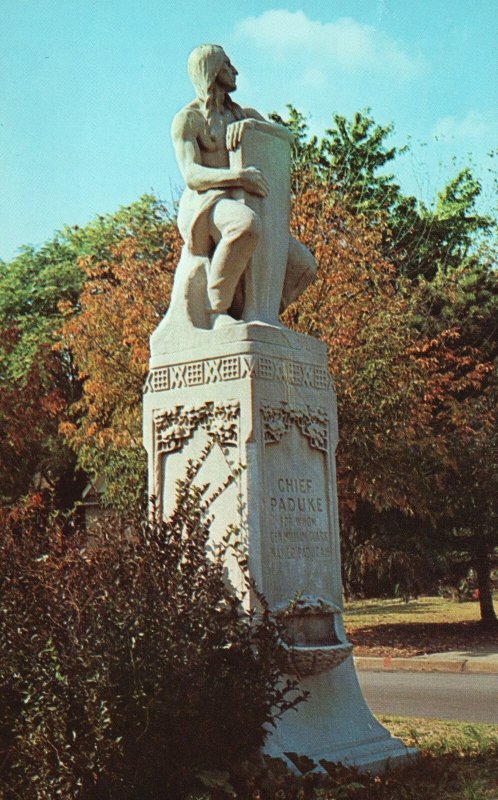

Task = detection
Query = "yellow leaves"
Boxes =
[58,421,77,439]
[58,221,180,460]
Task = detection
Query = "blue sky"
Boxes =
[1,0,496,261]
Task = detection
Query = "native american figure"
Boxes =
[161,44,316,334]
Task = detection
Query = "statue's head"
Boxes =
[187,44,232,101]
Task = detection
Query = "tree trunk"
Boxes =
[474,540,497,628]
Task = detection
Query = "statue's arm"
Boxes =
[172,111,268,197]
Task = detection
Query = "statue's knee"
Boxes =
[239,209,262,245]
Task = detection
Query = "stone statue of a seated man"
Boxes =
[167,44,316,332]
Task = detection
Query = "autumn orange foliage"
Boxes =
[284,185,491,527]
[59,223,181,469]
[57,185,491,540]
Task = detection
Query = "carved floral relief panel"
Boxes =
[154,400,239,455]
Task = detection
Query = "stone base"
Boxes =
[143,322,416,771]
[264,657,416,772]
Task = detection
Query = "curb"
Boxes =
[354,656,498,675]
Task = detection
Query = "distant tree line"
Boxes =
[0,108,496,624]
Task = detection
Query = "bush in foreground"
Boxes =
[0,465,303,800]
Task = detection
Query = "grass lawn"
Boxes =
[325,716,498,800]
[373,716,498,800]
[343,594,498,656]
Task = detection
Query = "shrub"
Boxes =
[0,465,303,799]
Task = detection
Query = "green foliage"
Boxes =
[270,106,401,214]
[87,445,148,513]
[393,169,494,281]
[0,228,84,507]
[0,192,165,384]
[273,106,495,281]
[0,467,304,799]
[0,194,173,509]
[321,110,400,215]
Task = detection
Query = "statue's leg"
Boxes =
[280,235,317,313]
[208,199,261,316]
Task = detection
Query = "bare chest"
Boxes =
[197,111,235,166]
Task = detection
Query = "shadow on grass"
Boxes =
[337,719,498,800]
[347,621,498,656]
[344,600,437,619]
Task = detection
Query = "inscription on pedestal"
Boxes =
[269,476,332,562]
[260,402,335,609]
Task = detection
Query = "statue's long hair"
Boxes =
[187,44,244,131]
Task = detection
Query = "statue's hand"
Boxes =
[226,119,255,151]
[238,166,269,197]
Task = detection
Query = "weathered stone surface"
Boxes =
[229,120,292,325]
[144,325,414,770]
[143,44,415,771]
[151,43,315,353]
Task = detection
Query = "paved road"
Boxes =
[358,671,498,724]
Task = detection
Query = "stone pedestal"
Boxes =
[143,323,414,771]
[144,108,415,771]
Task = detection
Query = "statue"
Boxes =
[144,44,415,770]
[163,44,316,334]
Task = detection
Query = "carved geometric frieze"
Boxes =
[261,401,328,452]
[154,400,239,455]
[144,354,331,394]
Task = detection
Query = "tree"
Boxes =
[270,106,401,215]
[442,396,497,626]
[285,184,489,524]
[59,196,180,509]
[392,169,494,281]
[412,234,497,621]
[275,109,496,614]
[0,232,85,508]
[0,195,177,512]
